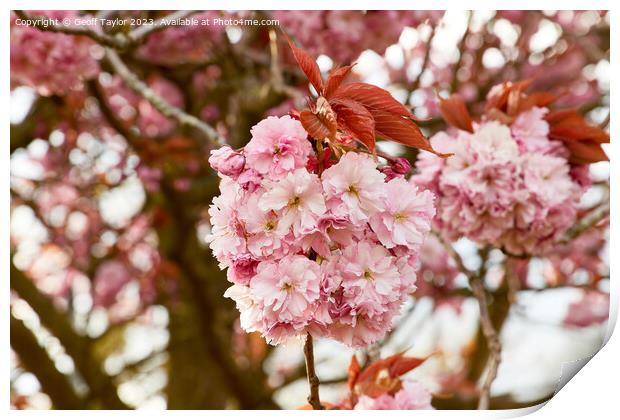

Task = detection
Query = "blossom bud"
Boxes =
[392,157,412,174]
[208,146,245,178]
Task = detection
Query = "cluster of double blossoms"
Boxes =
[208,116,435,347]
[414,106,591,256]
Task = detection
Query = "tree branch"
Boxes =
[563,202,610,241]
[103,48,226,147]
[14,10,129,49]
[468,248,502,410]
[10,262,129,409]
[303,333,323,410]
[14,10,199,50]
[11,314,85,409]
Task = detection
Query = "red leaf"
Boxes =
[545,109,609,163]
[372,109,451,157]
[284,33,323,94]
[438,95,474,133]
[485,80,533,114]
[564,141,609,164]
[388,356,428,378]
[332,83,419,120]
[330,97,376,151]
[300,109,336,140]
[324,65,355,99]
[347,356,361,391]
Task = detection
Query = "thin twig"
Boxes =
[14,10,128,49]
[469,247,501,410]
[434,236,502,410]
[126,10,199,43]
[450,11,473,93]
[14,10,199,50]
[303,333,323,410]
[563,202,610,241]
[267,28,306,104]
[104,48,226,146]
[409,24,437,92]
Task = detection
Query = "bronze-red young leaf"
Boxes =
[438,94,474,133]
[284,34,323,94]
[300,109,336,140]
[333,82,418,120]
[330,97,376,151]
[372,108,451,157]
[324,65,355,99]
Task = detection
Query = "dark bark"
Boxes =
[11,314,85,409]
[10,262,129,409]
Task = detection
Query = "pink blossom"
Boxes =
[259,169,326,236]
[250,255,321,327]
[322,152,386,223]
[11,11,100,95]
[414,119,589,255]
[338,240,401,313]
[93,260,132,307]
[354,380,435,410]
[370,178,435,249]
[206,179,247,267]
[564,291,609,327]
[245,116,312,179]
[227,254,259,285]
[209,145,246,178]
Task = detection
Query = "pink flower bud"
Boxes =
[392,157,411,174]
[208,146,245,178]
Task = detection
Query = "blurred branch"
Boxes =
[14,10,199,50]
[103,48,226,147]
[10,261,129,409]
[10,314,85,409]
[409,24,437,92]
[14,10,128,48]
[432,236,504,410]
[468,247,502,410]
[303,333,324,410]
[563,201,610,242]
[268,28,306,104]
[450,11,473,93]
[125,10,199,43]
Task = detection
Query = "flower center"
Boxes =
[264,220,276,231]
[288,196,301,207]
[347,184,359,197]
[363,270,374,281]
[394,212,408,222]
[282,281,295,293]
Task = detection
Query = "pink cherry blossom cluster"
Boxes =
[207,115,435,347]
[353,380,434,410]
[413,107,591,256]
[271,11,442,64]
[10,11,100,95]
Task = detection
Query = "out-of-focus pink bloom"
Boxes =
[93,260,132,307]
[354,380,435,410]
[10,11,100,95]
[414,114,590,255]
[136,11,227,65]
[272,11,442,63]
[564,291,609,327]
